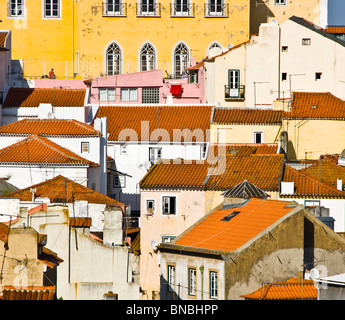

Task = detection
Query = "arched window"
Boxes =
[209,42,221,51]
[106,42,122,75]
[140,43,156,71]
[174,42,189,79]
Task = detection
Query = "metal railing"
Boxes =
[225,85,245,100]
[136,3,161,16]
[170,3,195,17]
[204,3,229,17]
[102,2,127,16]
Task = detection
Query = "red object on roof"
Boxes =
[170,84,182,95]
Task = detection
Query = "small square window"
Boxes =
[99,88,116,101]
[253,131,264,144]
[149,147,162,164]
[282,46,288,52]
[274,0,286,5]
[161,235,176,243]
[120,145,128,155]
[121,88,138,101]
[315,72,322,80]
[146,199,155,214]
[81,142,89,153]
[44,0,60,18]
[162,196,176,215]
[113,175,125,188]
[9,0,24,17]
[282,73,287,81]
[302,38,311,46]
[142,87,160,104]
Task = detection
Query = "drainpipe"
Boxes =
[199,266,204,300]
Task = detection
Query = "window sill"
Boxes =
[170,14,195,18]
[136,14,161,18]
[103,14,127,17]
[204,14,228,18]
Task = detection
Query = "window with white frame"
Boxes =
[161,235,176,243]
[106,42,122,75]
[207,0,225,16]
[162,196,176,215]
[209,270,218,299]
[81,142,89,153]
[140,43,156,72]
[227,69,240,98]
[174,43,189,79]
[274,0,286,5]
[142,87,160,104]
[146,199,155,214]
[44,0,60,18]
[99,88,116,101]
[140,0,157,15]
[104,0,123,15]
[172,0,191,16]
[188,267,197,296]
[120,145,128,155]
[167,264,176,292]
[302,38,311,46]
[253,131,264,144]
[121,88,138,101]
[8,0,24,17]
[113,175,126,188]
[149,147,162,164]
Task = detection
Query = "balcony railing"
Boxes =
[136,3,161,17]
[170,3,195,17]
[225,85,245,100]
[102,2,127,16]
[204,3,229,17]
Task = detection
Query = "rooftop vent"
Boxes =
[221,211,240,222]
[310,105,318,109]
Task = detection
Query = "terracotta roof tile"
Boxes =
[241,278,317,300]
[0,119,101,137]
[1,175,124,210]
[3,88,86,108]
[287,92,345,119]
[0,286,56,300]
[94,105,213,142]
[0,135,98,166]
[326,26,345,34]
[69,217,92,228]
[0,222,9,243]
[140,146,284,191]
[173,198,294,251]
[0,32,9,51]
[281,165,345,198]
[212,108,285,124]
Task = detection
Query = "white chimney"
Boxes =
[38,103,53,119]
[103,205,123,246]
[337,179,343,191]
[281,182,294,195]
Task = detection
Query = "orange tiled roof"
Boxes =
[287,92,345,119]
[304,160,345,189]
[173,198,294,251]
[241,278,317,300]
[0,222,9,243]
[281,165,345,198]
[140,147,284,191]
[0,32,9,51]
[209,143,279,158]
[3,87,86,108]
[326,26,345,34]
[0,286,56,300]
[69,217,92,228]
[212,108,285,124]
[1,175,125,210]
[0,119,101,137]
[0,134,98,166]
[94,105,213,142]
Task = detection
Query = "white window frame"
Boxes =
[209,270,218,299]
[207,0,225,16]
[8,0,25,17]
[302,38,311,46]
[120,145,128,155]
[43,0,61,19]
[146,199,156,214]
[121,88,138,101]
[81,142,89,153]
[105,42,122,76]
[274,0,287,5]
[140,42,156,72]
[228,69,240,98]
[173,42,190,79]
[253,131,264,144]
[149,147,162,164]
[173,0,191,16]
[99,88,116,101]
[167,264,176,292]
[188,267,197,296]
[161,195,177,215]
[315,72,322,81]
[104,0,123,15]
[140,0,157,15]
[161,235,176,243]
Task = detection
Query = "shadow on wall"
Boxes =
[159,275,182,300]
[250,0,275,34]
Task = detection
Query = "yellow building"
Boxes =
[0,0,250,79]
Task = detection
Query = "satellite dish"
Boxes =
[227,43,233,49]
[144,161,152,170]
[310,268,320,281]
[150,239,159,251]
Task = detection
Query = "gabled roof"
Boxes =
[169,198,297,252]
[287,92,345,119]
[222,180,269,199]
[281,165,345,198]
[0,135,98,166]
[212,108,285,125]
[140,146,284,191]
[241,278,317,300]
[1,175,124,210]
[289,16,345,47]
[94,105,213,142]
[0,119,101,137]
[3,88,86,108]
